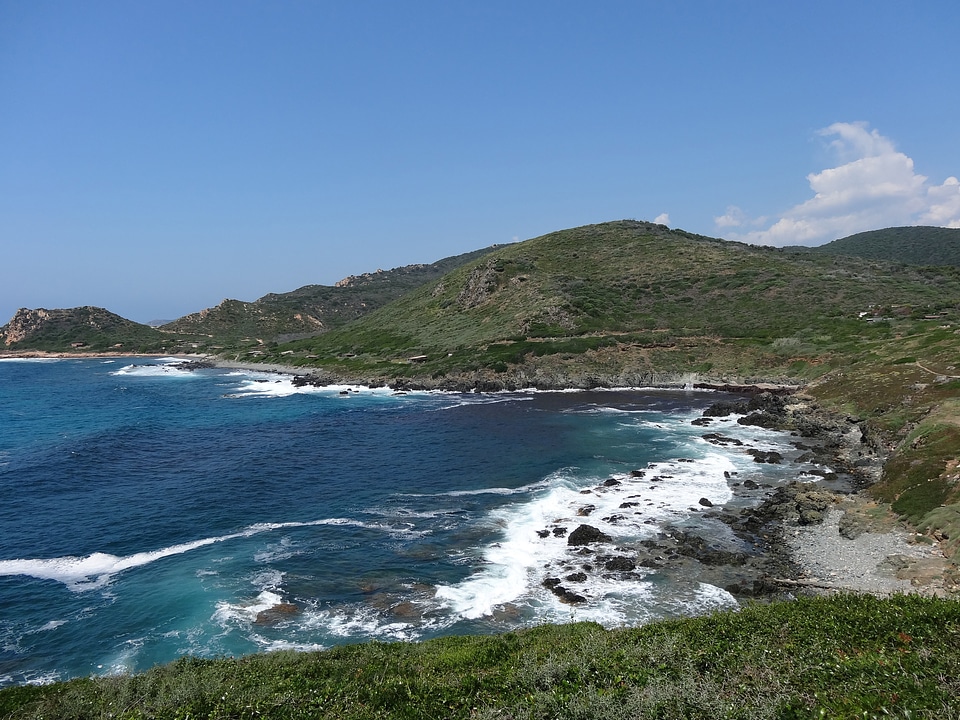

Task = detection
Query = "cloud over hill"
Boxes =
[716,122,960,247]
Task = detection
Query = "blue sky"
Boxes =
[2,1,959,324]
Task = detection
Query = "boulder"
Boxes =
[746,449,784,464]
[253,603,299,626]
[567,524,612,546]
[738,412,783,429]
[702,400,749,417]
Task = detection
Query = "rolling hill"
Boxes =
[159,246,501,343]
[268,220,960,385]
[812,226,960,267]
[0,247,501,354]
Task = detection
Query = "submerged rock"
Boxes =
[603,556,637,572]
[253,603,299,626]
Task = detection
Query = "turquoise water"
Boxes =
[0,358,816,686]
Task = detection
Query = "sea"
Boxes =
[0,357,832,687]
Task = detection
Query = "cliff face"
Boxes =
[3,308,55,346]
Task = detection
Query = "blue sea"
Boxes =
[0,357,827,687]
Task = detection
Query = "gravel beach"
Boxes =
[785,497,957,597]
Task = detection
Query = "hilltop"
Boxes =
[0,247,499,354]
[812,225,960,267]
[0,306,167,353]
[267,220,960,386]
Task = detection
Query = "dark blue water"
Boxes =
[0,358,817,686]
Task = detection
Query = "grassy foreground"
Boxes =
[2,595,958,719]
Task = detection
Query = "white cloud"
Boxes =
[653,213,670,225]
[714,205,747,228]
[719,122,960,246]
[922,176,960,228]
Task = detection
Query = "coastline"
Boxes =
[6,350,956,599]
[189,355,960,599]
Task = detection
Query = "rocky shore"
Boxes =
[641,391,957,600]
[214,357,957,601]
[31,352,952,601]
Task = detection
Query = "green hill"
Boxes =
[0,306,169,353]
[160,246,500,345]
[270,220,960,384]
[812,226,960,267]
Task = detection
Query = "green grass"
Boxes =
[3,595,959,719]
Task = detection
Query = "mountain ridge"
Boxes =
[158,246,502,343]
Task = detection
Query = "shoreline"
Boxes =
[165,356,960,599]
[5,351,956,598]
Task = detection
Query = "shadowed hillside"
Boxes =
[812,226,960,267]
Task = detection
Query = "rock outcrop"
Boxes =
[3,308,54,345]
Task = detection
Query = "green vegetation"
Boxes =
[2,594,958,719]
[812,226,960,267]
[0,307,171,353]
[158,246,500,347]
[249,222,960,384]
[4,221,960,715]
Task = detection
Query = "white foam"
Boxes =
[433,395,533,409]
[223,376,414,399]
[0,517,411,591]
[253,536,300,564]
[253,637,328,653]
[213,590,285,626]
[99,637,145,677]
[399,480,548,498]
[435,478,588,620]
[35,620,68,633]
[23,672,62,686]
[435,449,738,622]
[296,603,427,642]
[111,363,195,378]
